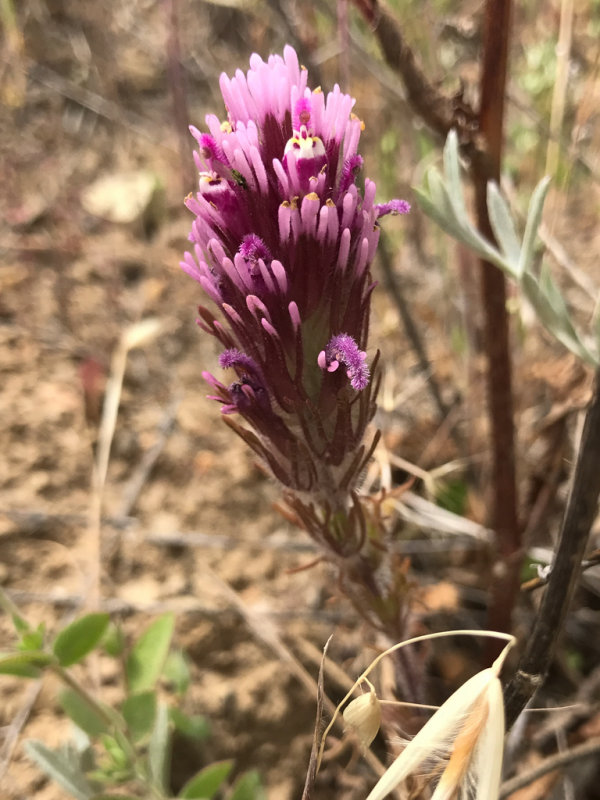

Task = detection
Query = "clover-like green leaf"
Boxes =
[178,760,234,798]
[121,691,157,743]
[126,613,174,694]
[229,769,266,800]
[52,614,110,667]
[59,689,110,739]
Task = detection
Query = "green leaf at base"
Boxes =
[178,760,234,798]
[52,614,110,667]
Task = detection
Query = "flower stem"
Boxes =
[504,369,600,726]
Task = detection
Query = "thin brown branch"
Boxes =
[522,548,600,592]
[352,0,469,138]
[499,737,600,799]
[505,369,600,726]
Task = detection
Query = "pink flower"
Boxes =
[181,46,409,498]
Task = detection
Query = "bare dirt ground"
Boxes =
[2,1,600,799]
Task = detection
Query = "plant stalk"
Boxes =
[472,0,521,644]
[504,369,600,726]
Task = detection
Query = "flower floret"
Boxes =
[318,333,370,391]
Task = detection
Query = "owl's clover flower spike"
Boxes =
[181,45,409,501]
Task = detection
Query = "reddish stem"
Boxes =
[472,0,521,645]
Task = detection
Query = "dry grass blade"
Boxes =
[301,635,333,800]
[86,319,162,612]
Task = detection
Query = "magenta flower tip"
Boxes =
[375,199,411,218]
[218,348,260,376]
[320,334,370,391]
[239,234,272,268]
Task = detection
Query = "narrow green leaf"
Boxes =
[52,614,110,667]
[178,760,234,798]
[0,650,53,677]
[170,707,211,740]
[121,691,157,743]
[59,689,110,739]
[517,175,551,278]
[229,770,266,800]
[126,613,174,693]
[486,182,521,269]
[25,740,95,800]
[148,700,170,792]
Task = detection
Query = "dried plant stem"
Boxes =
[544,0,574,184]
[499,737,600,798]
[504,369,600,726]
[0,582,25,622]
[473,0,521,644]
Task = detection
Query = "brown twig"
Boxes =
[521,548,600,592]
[352,0,466,139]
[499,737,600,799]
[504,369,600,726]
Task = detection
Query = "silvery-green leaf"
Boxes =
[486,182,521,270]
[415,180,504,270]
[413,186,458,237]
[522,273,560,328]
[517,176,552,279]
[443,130,467,218]
[522,274,598,365]
[25,740,95,800]
[427,169,460,228]
[539,263,571,319]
